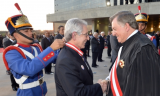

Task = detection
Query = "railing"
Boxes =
[110,0,156,6]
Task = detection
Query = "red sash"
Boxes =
[110,47,123,96]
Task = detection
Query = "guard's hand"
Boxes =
[50,39,65,51]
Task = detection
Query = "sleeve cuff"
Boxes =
[36,47,58,67]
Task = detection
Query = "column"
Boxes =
[53,23,55,32]
[110,0,114,6]
[133,0,139,4]
[117,0,120,5]
[123,0,126,5]
[92,20,95,34]
[142,0,145,3]
[129,0,132,4]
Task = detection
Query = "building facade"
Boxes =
[54,0,106,13]
[47,0,160,34]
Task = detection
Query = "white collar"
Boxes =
[9,38,14,43]
[127,30,138,40]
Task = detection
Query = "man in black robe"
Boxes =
[105,11,160,96]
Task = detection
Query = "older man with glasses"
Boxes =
[55,18,108,96]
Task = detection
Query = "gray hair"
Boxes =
[101,31,104,35]
[109,11,138,29]
[64,18,88,42]
[93,32,98,36]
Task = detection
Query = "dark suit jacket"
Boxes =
[99,36,104,49]
[50,35,54,43]
[41,37,52,50]
[85,38,90,46]
[3,38,16,48]
[106,35,111,47]
[91,37,100,53]
[55,46,103,96]
[54,33,63,40]
[0,36,3,47]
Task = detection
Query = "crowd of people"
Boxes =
[2,4,160,96]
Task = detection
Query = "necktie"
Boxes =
[82,56,89,70]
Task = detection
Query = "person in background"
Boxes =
[91,32,100,68]
[41,31,54,74]
[135,5,157,47]
[98,31,105,62]
[32,32,39,44]
[3,32,19,91]
[0,34,3,48]
[85,36,91,57]
[54,26,64,51]
[50,32,55,43]
[155,31,159,49]
[54,25,64,40]
[106,31,111,57]
[109,34,121,71]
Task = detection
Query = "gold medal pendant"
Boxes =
[119,60,125,68]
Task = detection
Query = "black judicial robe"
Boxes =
[108,32,160,96]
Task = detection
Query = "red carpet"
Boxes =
[0,48,4,53]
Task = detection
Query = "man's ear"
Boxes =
[125,23,130,32]
[72,32,76,41]
[13,32,17,39]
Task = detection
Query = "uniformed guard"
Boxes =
[3,3,64,96]
[135,5,157,47]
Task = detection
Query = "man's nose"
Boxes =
[29,30,33,35]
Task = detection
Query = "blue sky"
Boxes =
[0,0,55,31]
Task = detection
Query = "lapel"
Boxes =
[76,53,93,79]
[101,36,104,42]
[44,37,48,42]
[66,46,93,79]
[94,37,99,44]
[81,56,93,78]
[45,37,51,45]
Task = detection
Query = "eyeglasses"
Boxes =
[81,33,89,37]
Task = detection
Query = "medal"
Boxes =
[81,65,84,70]
[119,60,125,68]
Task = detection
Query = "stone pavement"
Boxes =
[0,49,111,96]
